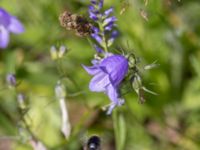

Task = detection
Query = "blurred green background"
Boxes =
[0,0,200,149]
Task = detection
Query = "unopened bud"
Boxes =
[17,93,26,109]
[55,81,66,99]
[131,73,142,91]
[50,45,67,60]
[6,74,16,87]
[127,54,136,68]
[58,45,66,58]
[50,46,57,60]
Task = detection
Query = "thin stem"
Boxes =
[98,22,108,53]
[112,111,120,150]
[102,33,108,52]
[112,110,126,150]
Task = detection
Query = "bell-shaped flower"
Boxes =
[0,8,24,49]
[83,54,128,114]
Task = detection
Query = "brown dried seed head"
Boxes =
[59,10,93,37]
[67,22,77,30]
[59,11,73,28]
[71,14,78,21]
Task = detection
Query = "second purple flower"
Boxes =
[0,8,24,49]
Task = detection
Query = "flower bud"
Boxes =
[50,46,58,60]
[50,45,67,60]
[6,74,16,87]
[131,73,142,91]
[55,81,66,99]
[131,73,146,103]
[17,93,26,109]
[58,45,66,58]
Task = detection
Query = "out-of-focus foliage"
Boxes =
[0,0,200,150]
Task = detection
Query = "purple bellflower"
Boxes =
[88,0,118,53]
[0,8,24,49]
[83,54,129,114]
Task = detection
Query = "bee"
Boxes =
[59,11,93,37]
[84,135,101,150]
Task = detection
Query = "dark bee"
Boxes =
[84,135,101,150]
[59,11,93,37]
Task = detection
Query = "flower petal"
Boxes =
[106,84,125,114]
[82,65,100,75]
[0,8,11,27]
[106,84,119,103]
[106,103,117,115]
[101,55,128,86]
[8,17,24,34]
[89,72,110,92]
[91,59,100,65]
[0,26,10,48]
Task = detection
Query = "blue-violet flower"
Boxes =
[0,8,24,49]
[83,54,128,114]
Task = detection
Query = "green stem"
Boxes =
[98,22,108,53]
[112,110,126,150]
[113,110,120,150]
[102,34,108,52]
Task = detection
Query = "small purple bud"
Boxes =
[6,74,16,87]
[111,30,119,38]
[107,30,118,47]
[91,0,97,5]
[93,44,103,53]
[88,5,95,12]
[92,26,99,34]
[99,0,104,9]
[104,22,115,31]
[104,7,113,17]
[91,33,103,45]
[103,16,117,27]
[89,11,99,21]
